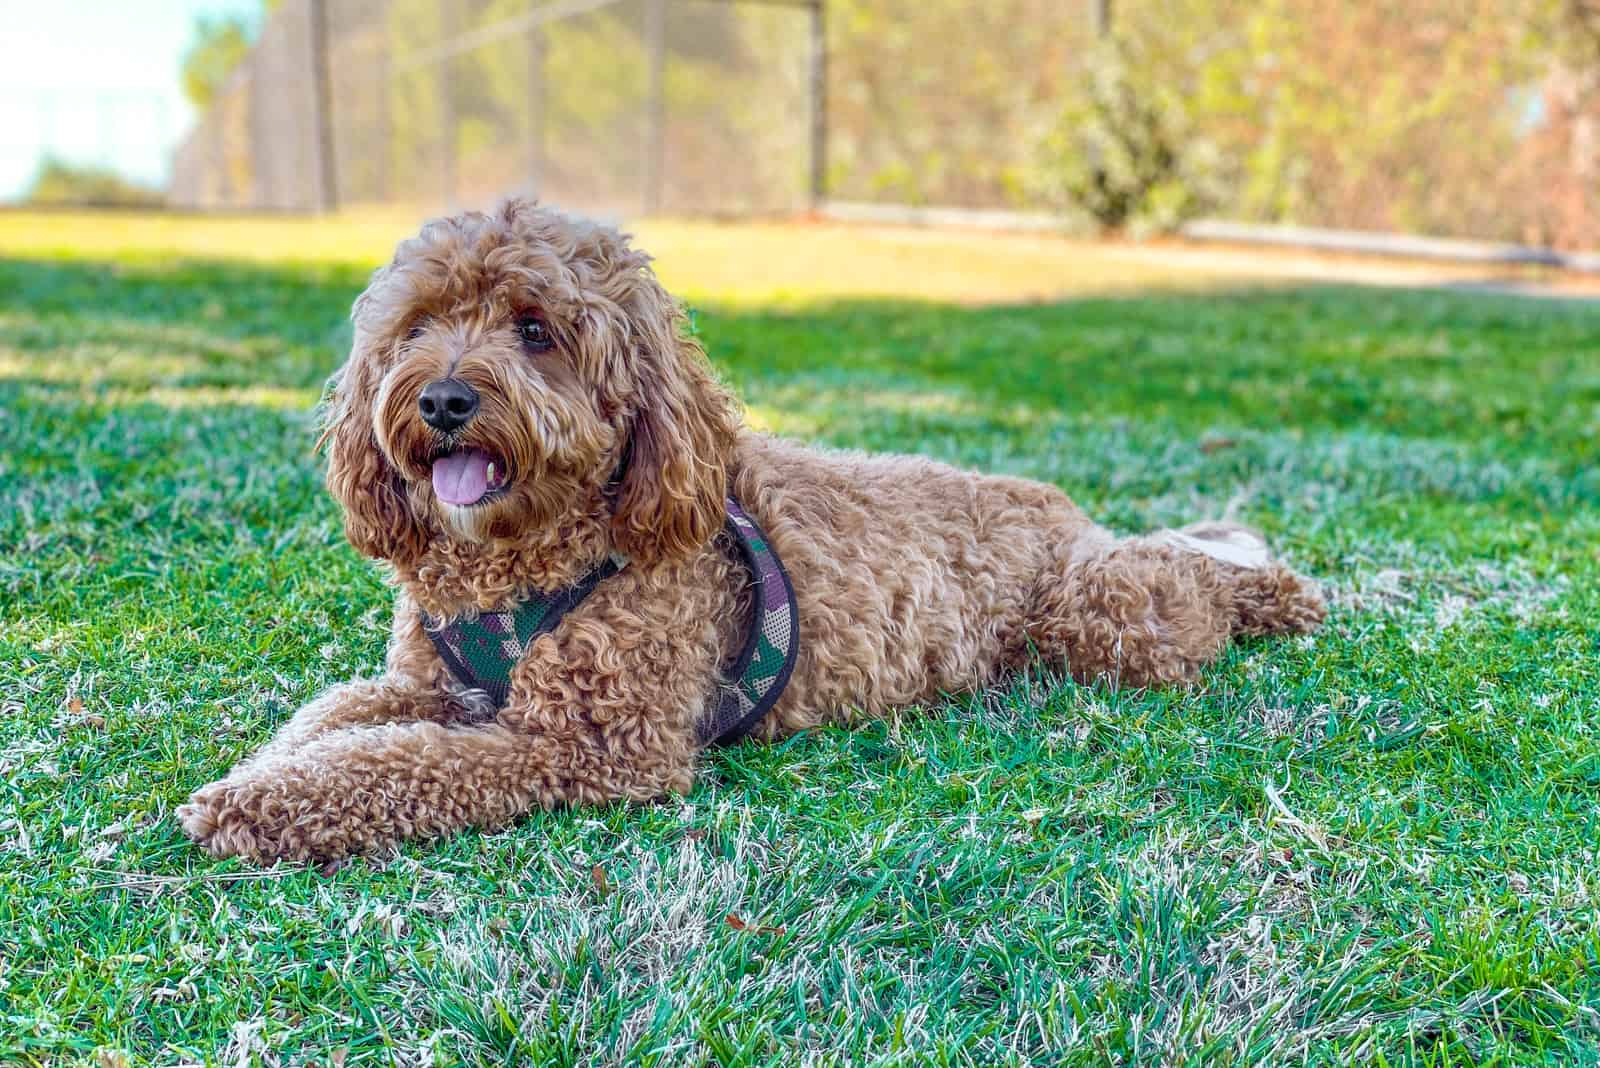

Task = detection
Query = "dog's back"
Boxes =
[729,432,1094,735]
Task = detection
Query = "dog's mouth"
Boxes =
[430,447,511,507]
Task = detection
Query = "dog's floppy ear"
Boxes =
[610,282,739,564]
[322,330,427,564]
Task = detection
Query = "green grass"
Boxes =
[2,215,1598,1066]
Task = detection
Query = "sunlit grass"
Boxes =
[5,208,1571,311]
[0,208,419,267]
[1,208,1262,305]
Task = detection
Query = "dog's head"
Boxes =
[324,199,738,567]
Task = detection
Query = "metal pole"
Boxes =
[1092,0,1113,38]
[528,23,546,197]
[211,99,228,208]
[247,63,265,207]
[374,43,390,202]
[441,0,459,207]
[308,0,339,212]
[644,0,667,215]
[809,0,827,211]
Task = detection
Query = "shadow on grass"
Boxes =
[4,254,1597,459]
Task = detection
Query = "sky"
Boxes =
[0,0,261,199]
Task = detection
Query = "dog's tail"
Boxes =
[1158,521,1326,636]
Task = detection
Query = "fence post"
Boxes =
[528,21,546,197]
[212,103,229,208]
[644,0,667,215]
[441,0,459,207]
[809,0,827,211]
[374,42,390,203]
[1092,0,1113,38]
[247,64,265,207]
[308,0,339,212]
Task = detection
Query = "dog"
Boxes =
[177,199,1325,864]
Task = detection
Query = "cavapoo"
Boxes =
[178,199,1324,864]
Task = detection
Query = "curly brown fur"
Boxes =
[177,199,1325,865]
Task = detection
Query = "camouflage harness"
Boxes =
[422,498,799,746]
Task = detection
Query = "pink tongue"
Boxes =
[431,449,491,505]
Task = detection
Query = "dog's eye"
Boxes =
[404,322,427,343]
[518,316,553,353]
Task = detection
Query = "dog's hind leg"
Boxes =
[1020,531,1234,688]
[1019,524,1322,689]
[1155,522,1326,637]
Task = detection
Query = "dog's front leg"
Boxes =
[175,676,475,861]
[176,715,677,864]
[178,569,720,864]
[215,676,472,778]
[180,598,488,812]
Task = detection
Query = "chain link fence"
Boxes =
[164,0,1600,251]
[170,0,820,217]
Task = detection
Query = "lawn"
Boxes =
[1,211,1597,1066]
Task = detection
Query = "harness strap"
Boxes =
[423,555,623,710]
[421,496,798,747]
[697,499,800,746]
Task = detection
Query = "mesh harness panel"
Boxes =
[421,497,799,747]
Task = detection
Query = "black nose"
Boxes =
[418,377,479,432]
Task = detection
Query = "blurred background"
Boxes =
[9,0,1600,254]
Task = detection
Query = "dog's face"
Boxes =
[323,200,737,567]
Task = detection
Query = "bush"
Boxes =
[25,158,165,209]
[1031,34,1234,234]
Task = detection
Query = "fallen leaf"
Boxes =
[67,697,84,715]
[591,864,611,898]
[330,1046,350,1068]
[1200,436,1238,454]
[150,978,197,1003]
[725,913,785,935]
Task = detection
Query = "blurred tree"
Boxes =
[180,2,284,113]
[26,157,165,208]
[1521,0,1600,245]
[181,16,255,111]
[1230,1,1540,238]
[1028,0,1571,242]
[1029,1,1247,231]
[828,0,1085,206]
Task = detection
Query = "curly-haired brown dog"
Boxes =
[177,199,1325,864]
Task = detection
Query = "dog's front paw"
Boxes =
[177,781,275,863]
